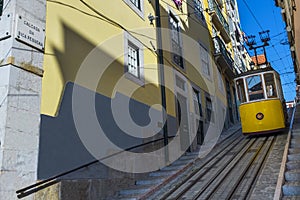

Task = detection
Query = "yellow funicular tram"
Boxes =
[234,67,287,135]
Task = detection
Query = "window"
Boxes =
[194,0,205,21]
[0,0,3,16]
[130,0,141,9]
[193,89,203,117]
[247,75,264,101]
[123,0,144,19]
[127,42,140,78]
[124,32,144,85]
[170,13,184,68]
[206,97,214,123]
[264,73,277,98]
[200,44,210,77]
[236,78,246,103]
[217,68,225,93]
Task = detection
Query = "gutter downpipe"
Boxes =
[155,0,169,163]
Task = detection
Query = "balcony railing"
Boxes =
[208,0,230,43]
[230,0,235,7]
[209,0,230,36]
[213,36,234,74]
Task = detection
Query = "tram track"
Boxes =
[224,136,276,200]
[153,132,247,200]
[154,134,277,200]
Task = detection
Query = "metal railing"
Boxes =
[213,36,234,70]
[209,0,230,35]
[16,135,175,199]
[230,0,235,7]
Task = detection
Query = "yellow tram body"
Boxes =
[235,67,287,135]
[239,99,285,134]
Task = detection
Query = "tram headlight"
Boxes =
[256,112,264,120]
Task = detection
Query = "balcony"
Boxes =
[213,36,235,78]
[208,0,231,43]
[230,0,235,7]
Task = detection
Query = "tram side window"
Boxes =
[236,79,246,103]
[247,75,265,101]
[264,73,277,98]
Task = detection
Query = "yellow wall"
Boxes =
[42,0,160,116]
[42,0,229,120]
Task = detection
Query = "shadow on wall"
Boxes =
[39,24,178,179]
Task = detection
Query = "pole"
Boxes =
[263,46,268,65]
[254,48,258,66]
[155,0,169,163]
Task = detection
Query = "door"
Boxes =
[176,93,190,152]
[192,88,204,145]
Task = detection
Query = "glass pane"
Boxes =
[247,75,264,101]
[236,78,246,103]
[264,73,277,98]
[128,44,139,77]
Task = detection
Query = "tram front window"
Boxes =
[264,73,277,98]
[247,75,265,101]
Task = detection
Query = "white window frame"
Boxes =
[169,10,184,69]
[124,32,145,86]
[123,0,144,19]
[199,42,211,80]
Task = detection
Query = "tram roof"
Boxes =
[234,66,279,79]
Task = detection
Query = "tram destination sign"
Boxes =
[15,15,45,51]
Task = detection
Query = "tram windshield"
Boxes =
[264,73,277,98]
[246,75,265,101]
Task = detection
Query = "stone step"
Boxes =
[282,196,300,200]
[185,149,202,156]
[135,177,164,186]
[179,154,197,161]
[283,182,300,196]
[117,198,138,200]
[292,134,300,139]
[160,165,184,171]
[292,129,300,134]
[290,143,300,149]
[119,187,150,196]
[290,139,300,146]
[286,160,300,170]
[285,169,300,181]
[149,170,176,177]
[289,148,300,154]
[288,153,300,161]
[171,159,190,166]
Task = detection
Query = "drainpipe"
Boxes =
[155,0,169,163]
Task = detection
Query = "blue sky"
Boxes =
[237,0,296,101]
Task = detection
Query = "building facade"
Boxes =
[275,0,299,85]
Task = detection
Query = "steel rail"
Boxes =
[159,129,245,200]
[222,136,276,200]
[190,137,262,200]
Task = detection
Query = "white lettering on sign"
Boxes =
[15,15,45,51]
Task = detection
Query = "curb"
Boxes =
[273,106,297,200]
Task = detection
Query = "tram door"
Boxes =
[176,93,190,152]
